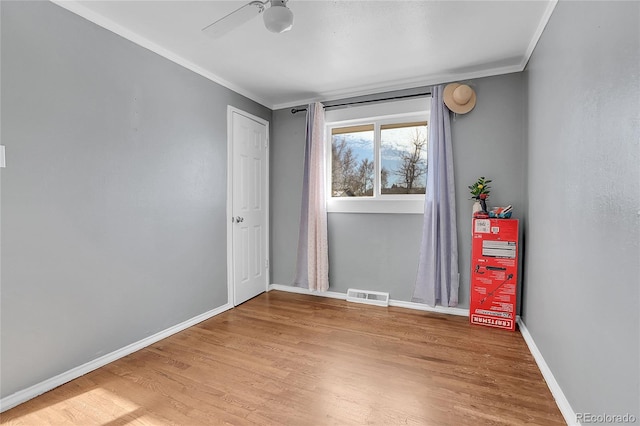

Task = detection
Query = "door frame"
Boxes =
[226,106,270,306]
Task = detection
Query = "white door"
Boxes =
[228,108,269,306]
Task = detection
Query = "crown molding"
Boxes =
[521,0,558,69]
[50,0,273,109]
[50,0,558,113]
[271,64,523,110]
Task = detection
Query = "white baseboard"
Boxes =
[2,287,574,426]
[388,299,469,317]
[268,283,348,300]
[268,284,469,317]
[0,303,233,413]
[271,284,573,424]
[517,317,577,426]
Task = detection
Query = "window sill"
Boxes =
[327,198,425,214]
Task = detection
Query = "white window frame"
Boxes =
[325,97,430,214]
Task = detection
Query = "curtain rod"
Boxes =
[290,91,431,114]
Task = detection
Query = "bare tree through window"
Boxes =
[381,122,428,194]
[330,121,427,197]
[331,125,374,197]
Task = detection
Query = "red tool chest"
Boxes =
[469,218,519,331]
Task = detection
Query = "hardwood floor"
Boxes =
[1,291,565,425]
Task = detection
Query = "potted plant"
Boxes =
[469,176,491,213]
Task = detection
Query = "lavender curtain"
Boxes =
[412,86,459,306]
[293,102,329,291]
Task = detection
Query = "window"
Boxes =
[325,98,430,214]
[331,124,375,197]
[380,122,428,194]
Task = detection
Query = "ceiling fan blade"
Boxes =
[202,2,264,39]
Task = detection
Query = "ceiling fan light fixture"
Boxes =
[263,0,294,33]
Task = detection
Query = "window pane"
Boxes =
[380,122,428,194]
[331,125,374,197]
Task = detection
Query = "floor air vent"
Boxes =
[346,288,390,307]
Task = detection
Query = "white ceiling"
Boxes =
[53,0,556,109]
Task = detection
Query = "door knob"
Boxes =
[234,216,244,223]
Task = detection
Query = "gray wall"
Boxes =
[6,0,637,419]
[0,1,270,399]
[524,0,639,419]
[271,73,526,307]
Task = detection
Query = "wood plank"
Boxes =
[0,291,565,425]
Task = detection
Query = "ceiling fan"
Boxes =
[202,0,294,38]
